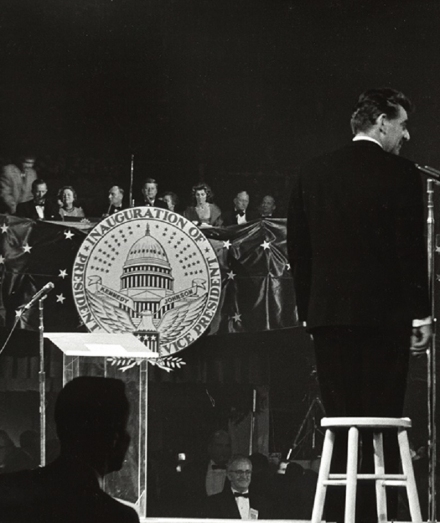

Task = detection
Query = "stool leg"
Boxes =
[398,428,422,523]
[311,428,336,523]
[344,426,359,523]
[373,431,388,523]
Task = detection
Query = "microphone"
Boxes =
[415,164,440,181]
[22,282,55,310]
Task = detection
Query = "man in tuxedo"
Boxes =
[0,377,139,523]
[222,191,257,226]
[15,179,61,220]
[204,455,272,519]
[258,195,277,218]
[175,429,232,517]
[287,88,431,522]
[140,178,168,209]
[104,185,127,216]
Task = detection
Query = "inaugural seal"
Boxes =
[72,207,221,356]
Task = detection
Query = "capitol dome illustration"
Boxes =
[120,224,174,319]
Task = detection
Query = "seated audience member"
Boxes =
[249,452,272,499]
[177,429,232,517]
[15,179,61,220]
[160,191,179,212]
[221,191,257,226]
[0,431,16,474]
[204,455,272,519]
[0,155,37,214]
[3,430,40,474]
[58,186,85,219]
[0,376,139,523]
[183,182,222,227]
[104,185,127,216]
[258,195,277,218]
[139,178,168,209]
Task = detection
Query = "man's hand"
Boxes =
[410,323,433,354]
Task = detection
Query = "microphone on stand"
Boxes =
[21,282,55,311]
[415,164,440,181]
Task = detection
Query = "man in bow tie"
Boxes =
[15,179,61,220]
[204,455,272,519]
[221,191,257,226]
[105,185,127,216]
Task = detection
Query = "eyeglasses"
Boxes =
[230,470,252,476]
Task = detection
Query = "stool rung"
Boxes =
[329,473,406,481]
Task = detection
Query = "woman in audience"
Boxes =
[160,191,179,213]
[183,182,222,227]
[57,186,85,219]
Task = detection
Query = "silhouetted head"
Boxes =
[208,429,232,466]
[54,377,131,476]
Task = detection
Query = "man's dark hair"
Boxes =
[350,88,413,134]
[144,178,158,188]
[54,377,129,444]
[31,179,46,191]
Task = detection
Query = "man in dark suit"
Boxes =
[221,191,257,226]
[15,179,61,220]
[287,88,431,522]
[175,429,232,517]
[258,195,278,218]
[204,455,272,519]
[139,178,168,209]
[0,377,139,523]
[104,185,127,216]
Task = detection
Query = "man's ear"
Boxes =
[377,113,388,133]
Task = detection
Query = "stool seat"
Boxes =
[311,416,422,523]
[321,416,412,429]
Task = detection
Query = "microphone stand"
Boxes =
[38,295,48,467]
[416,164,440,522]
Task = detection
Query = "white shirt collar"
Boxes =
[352,135,383,149]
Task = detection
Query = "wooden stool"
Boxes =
[311,417,422,523]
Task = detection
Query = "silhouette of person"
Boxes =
[0,377,139,523]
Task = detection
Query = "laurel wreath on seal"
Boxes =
[107,356,186,373]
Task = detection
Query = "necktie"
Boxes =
[234,492,249,498]
[236,210,245,217]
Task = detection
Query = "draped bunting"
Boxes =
[0,215,298,335]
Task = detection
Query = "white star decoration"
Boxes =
[22,244,32,253]
[436,246,440,254]
[64,230,74,240]
[56,294,66,304]
[226,270,236,280]
[232,313,242,322]
[286,263,291,270]
[59,269,68,279]
[260,240,271,250]
[223,240,231,249]
[1,224,8,233]
[0,255,4,264]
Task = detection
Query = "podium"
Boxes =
[44,332,158,518]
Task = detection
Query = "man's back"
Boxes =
[0,457,139,523]
[288,140,429,328]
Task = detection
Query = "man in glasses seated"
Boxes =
[204,455,272,519]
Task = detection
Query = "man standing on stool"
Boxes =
[287,88,432,522]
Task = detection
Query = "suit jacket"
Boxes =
[136,199,168,210]
[0,456,139,523]
[204,486,272,519]
[177,460,229,517]
[221,208,258,226]
[15,199,61,220]
[287,140,430,328]
[107,204,128,215]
